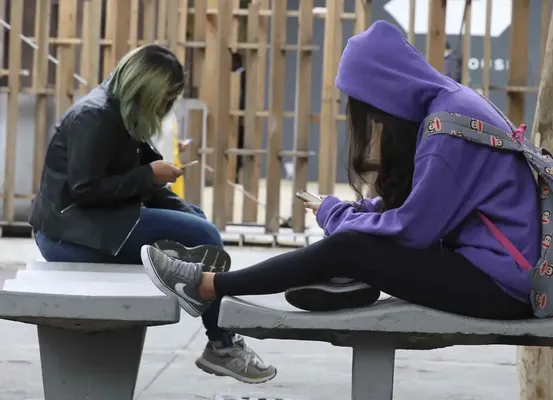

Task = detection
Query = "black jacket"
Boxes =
[29,81,197,255]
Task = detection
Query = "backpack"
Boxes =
[421,95,553,318]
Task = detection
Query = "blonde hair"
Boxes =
[108,44,185,141]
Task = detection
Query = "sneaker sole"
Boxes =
[154,240,232,273]
[195,357,277,384]
[141,246,206,318]
[285,284,381,312]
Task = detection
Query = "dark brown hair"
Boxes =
[346,96,420,211]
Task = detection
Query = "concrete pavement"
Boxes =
[0,239,521,400]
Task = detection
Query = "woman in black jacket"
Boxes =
[29,44,276,384]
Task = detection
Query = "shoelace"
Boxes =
[170,258,202,282]
[235,343,264,373]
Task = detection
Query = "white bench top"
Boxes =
[218,296,553,350]
[0,262,179,331]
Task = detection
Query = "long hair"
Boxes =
[346,96,420,211]
[108,44,186,141]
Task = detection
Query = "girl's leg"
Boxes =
[35,231,114,263]
[209,231,531,320]
[119,208,276,383]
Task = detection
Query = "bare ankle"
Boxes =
[198,272,216,300]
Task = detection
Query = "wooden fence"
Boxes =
[0,0,549,237]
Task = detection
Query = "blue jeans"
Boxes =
[35,207,232,344]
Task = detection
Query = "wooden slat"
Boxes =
[0,0,4,75]
[175,0,190,63]
[143,0,157,43]
[264,0,287,232]
[461,0,472,86]
[517,7,553,399]
[425,0,446,72]
[482,0,492,97]
[32,0,52,194]
[79,0,102,94]
[128,0,140,50]
[157,0,168,44]
[55,0,77,120]
[4,0,24,222]
[183,0,206,206]
[225,0,241,222]
[408,0,416,43]
[318,0,342,195]
[354,0,372,34]
[507,0,530,126]
[166,0,180,53]
[241,0,263,223]
[291,0,314,233]
[541,0,553,70]
[211,0,232,229]
[102,0,131,76]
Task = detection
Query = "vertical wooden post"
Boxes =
[482,0,492,98]
[166,0,180,53]
[55,0,77,120]
[241,0,268,223]
[4,0,24,222]
[102,0,131,77]
[517,11,553,400]
[184,0,206,207]
[0,0,4,70]
[80,0,102,95]
[461,0,472,86]
[290,0,314,232]
[425,0,446,72]
[32,0,52,194]
[242,0,261,223]
[264,0,286,233]
[318,0,342,195]
[507,0,529,126]
[143,0,156,44]
[128,0,140,50]
[408,0,416,44]
[225,0,240,222]
[157,0,168,45]
[211,0,232,230]
[354,0,372,34]
[175,0,190,63]
[541,0,553,72]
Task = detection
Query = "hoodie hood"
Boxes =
[335,20,460,122]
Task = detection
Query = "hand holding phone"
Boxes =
[296,190,322,203]
[179,160,199,170]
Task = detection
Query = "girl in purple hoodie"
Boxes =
[140,21,538,321]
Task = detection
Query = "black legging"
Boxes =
[214,231,533,320]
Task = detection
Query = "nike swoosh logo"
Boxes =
[174,283,203,306]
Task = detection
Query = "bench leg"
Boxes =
[38,326,146,400]
[351,339,395,400]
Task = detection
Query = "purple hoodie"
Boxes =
[316,21,539,303]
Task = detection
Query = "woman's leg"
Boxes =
[118,208,276,383]
[211,231,531,320]
[35,231,114,263]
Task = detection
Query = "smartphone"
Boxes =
[179,160,199,170]
[296,189,322,203]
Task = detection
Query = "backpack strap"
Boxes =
[422,112,523,152]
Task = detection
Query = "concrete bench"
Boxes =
[0,260,180,400]
[218,296,553,400]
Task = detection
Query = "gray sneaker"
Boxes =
[196,335,277,384]
[140,244,230,317]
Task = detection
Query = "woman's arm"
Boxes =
[66,110,156,206]
[316,154,469,248]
